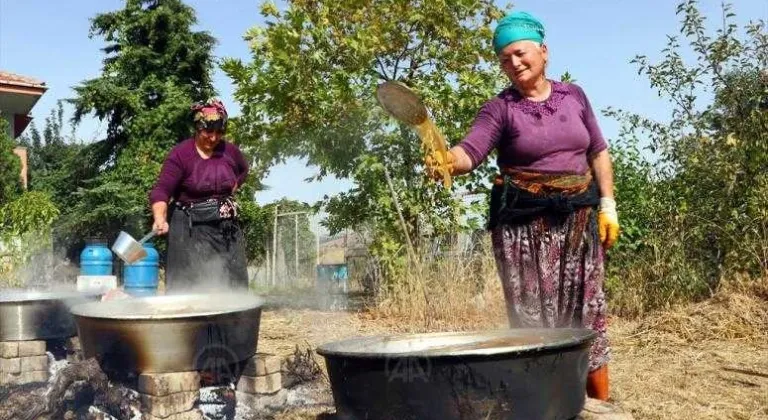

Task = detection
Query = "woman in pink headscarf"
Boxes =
[148,98,250,291]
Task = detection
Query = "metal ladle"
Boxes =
[111,230,157,264]
[375,80,453,188]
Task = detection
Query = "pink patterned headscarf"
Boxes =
[191,98,228,131]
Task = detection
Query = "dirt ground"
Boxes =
[256,291,768,420]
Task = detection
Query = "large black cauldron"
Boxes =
[316,328,596,420]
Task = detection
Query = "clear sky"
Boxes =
[1,0,766,206]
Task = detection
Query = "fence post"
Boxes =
[272,205,278,287]
[294,213,299,285]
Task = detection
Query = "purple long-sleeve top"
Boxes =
[457,81,607,174]
[149,138,249,205]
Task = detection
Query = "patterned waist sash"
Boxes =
[488,168,599,229]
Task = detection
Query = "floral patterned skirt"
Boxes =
[491,207,610,371]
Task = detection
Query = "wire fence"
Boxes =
[248,192,491,297]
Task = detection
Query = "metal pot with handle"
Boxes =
[70,293,264,375]
[0,289,100,341]
[111,230,157,264]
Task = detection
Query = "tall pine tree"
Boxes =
[59,0,217,251]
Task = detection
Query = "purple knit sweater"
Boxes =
[457,81,607,174]
[149,138,249,204]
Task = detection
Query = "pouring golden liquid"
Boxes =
[375,81,452,188]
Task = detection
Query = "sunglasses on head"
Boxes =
[196,119,225,133]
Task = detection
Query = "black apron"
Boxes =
[487,176,600,229]
[166,203,249,291]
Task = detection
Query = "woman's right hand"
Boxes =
[426,146,476,181]
[425,149,456,181]
[151,201,169,235]
[153,218,170,235]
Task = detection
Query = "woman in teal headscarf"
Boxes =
[429,11,619,401]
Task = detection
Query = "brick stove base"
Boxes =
[139,371,203,419]
[0,340,50,386]
[137,353,291,419]
[235,353,286,410]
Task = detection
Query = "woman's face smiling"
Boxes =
[498,40,548,89]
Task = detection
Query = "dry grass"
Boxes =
[370,251,508,333]
[609,276,768,419]
[257,308,389,358]
[626,293,767,345]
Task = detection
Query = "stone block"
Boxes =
[242,353,281,376]
[140,391,199,418]
[236,389,287,411]
[0,357,21,374]
[139,371,201,396]
[0,370,48,386]
[236,372,281,395]
[17,341,46,357]
[20,355,48,372]
[0,342,18,358]
[141,408,204,420]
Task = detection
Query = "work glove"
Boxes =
[424,149,455,182]
[598,197,620,249]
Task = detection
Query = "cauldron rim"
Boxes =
[70,292,264,320]
[316,327,596,359]
[0,288,93,303]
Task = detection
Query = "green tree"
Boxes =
[604,0,767,314]
[0,117,21,205]
[18,102,84,207]
[0,117,61,286]
[224,0,507,284]
[58,0,218,257]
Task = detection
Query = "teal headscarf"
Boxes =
[493,11,545,55]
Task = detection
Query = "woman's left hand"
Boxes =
[589,150,619,249]
[598,198,620,249]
